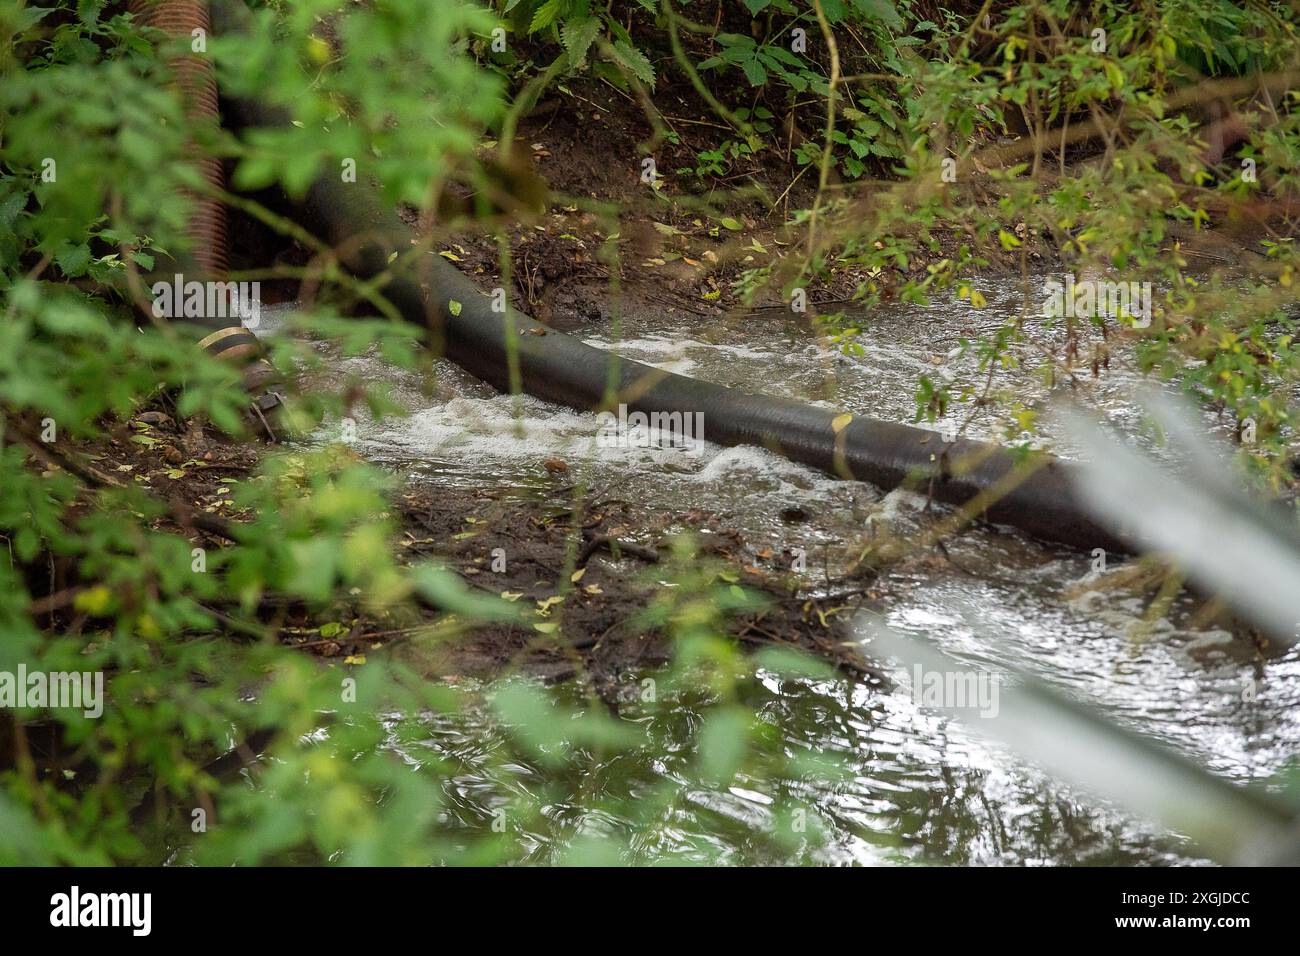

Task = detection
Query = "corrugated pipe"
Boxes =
[129,0,228,280]
[131,0,279,413]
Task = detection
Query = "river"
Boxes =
[280,272,1300,864]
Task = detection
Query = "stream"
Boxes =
[279,272,1300,865]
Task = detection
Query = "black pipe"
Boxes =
[211,3,1129,555]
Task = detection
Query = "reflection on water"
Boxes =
[392,672,1201,865]
[284,275,1298,865]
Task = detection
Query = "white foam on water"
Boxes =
[691,443,832,497]
[582,334,789,378]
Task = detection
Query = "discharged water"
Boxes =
[278,272,1299,865]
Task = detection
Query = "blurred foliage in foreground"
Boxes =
[0,0,1298,864]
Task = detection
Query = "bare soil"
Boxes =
[51,407,886,698]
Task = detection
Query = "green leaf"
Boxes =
[0,191,26,229]
[851,0,902,29]
[609,39,655,89]
[54,243,92,278]
[529,0,563,34]
[77,0,105,26]
[14,5,55,34]
[288,538,338,602]
[741,56,767,86]
[697,707,751,786]
[412,565,521,621]
[560,17,601,69]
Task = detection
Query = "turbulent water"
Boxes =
[278,272,1300,865]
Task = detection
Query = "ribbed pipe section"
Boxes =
[131,0,228,279]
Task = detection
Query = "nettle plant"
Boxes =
[490,0,658,89]
[695,0,912,178]
[487,1,916,181]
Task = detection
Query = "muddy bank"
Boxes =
[46,407,885,695]
[390,86,1276,339]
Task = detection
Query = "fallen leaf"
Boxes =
[74,586,113,616]
[536,595,565,615]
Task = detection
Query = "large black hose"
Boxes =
[211,3,1128,555]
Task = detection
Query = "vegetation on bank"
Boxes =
[0,0,1298,863]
